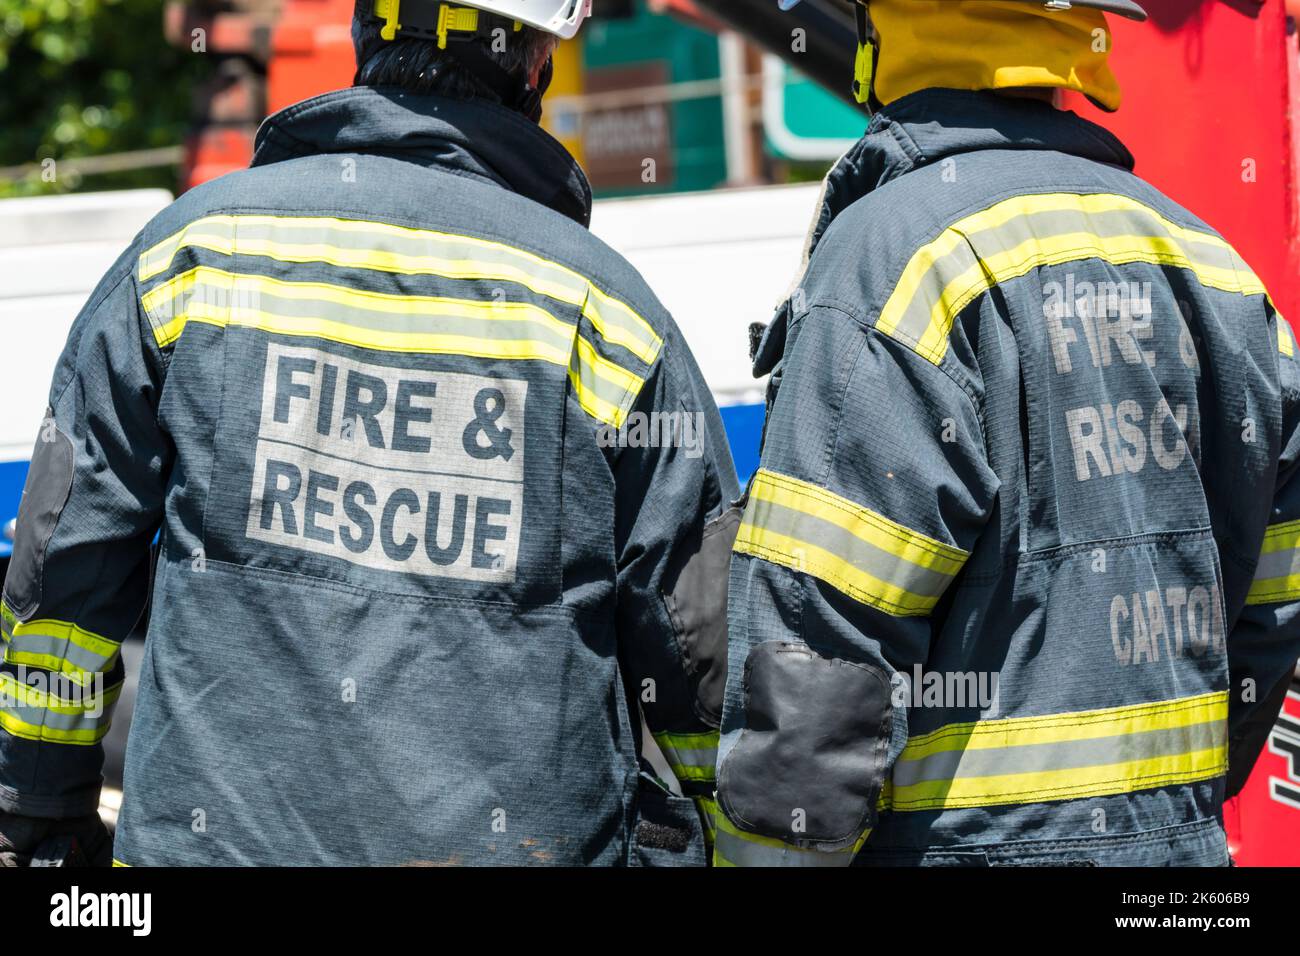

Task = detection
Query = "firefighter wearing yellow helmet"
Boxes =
[714,0,1300,866]
[0,0,740,866]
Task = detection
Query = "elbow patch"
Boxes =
[663,504,741,725]
[2,410,74,620]
[718,641,892,849]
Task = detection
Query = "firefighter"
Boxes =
[715,0,1300,866]
[0,0,739,866]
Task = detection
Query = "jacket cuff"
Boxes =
[0,779,102,819]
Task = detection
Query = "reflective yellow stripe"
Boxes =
[137,214,663,364]
[140,266,644,427]
[654,730,720,750]
[713,813,867,867]
[889,691,1228,811]
[0,673,122,745]
[653,730,719,783]
[1247,518,1300,605]
[141,265,576,351]
[734,469,968,617]
[569,334,644,428]
[895,748,1226,809]
[112,859,130,867]
[879,192,1268,365]
[0,606,121,687]
[903,691,1225,756]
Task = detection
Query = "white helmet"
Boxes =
[372,0,593,42]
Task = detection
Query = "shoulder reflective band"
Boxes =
[886,690,1228,811]
[1247,519,1300,606]
[879,192,1270,366]
[140,265,643,428]
[0,672,122,745]
[0,603,120,688]
[733,469,969,617]
[653,730,719,785]
[713,813,867,867]
[136,215,662,365]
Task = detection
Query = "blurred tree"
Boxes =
[0,0,205,196]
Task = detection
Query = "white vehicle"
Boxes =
[0,189,173,559]
[591,182,820,481]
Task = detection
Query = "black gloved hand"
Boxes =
[0,810,112,867]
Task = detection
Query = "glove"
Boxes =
[0,810,112,867]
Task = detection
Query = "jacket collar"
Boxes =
[753,89,1135,380]
[807,88,1135,256]
[251,86,594,227]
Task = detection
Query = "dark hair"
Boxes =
[352,1,554,103]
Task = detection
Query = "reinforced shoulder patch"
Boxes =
[878,191,1269,366]
[663,504,742,726]
[719,641,891,849]
[2,410,75,620]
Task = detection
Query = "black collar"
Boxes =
[808,88,1136,254]
[251,86,594,227]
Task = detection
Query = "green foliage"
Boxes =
[0,0,204,196]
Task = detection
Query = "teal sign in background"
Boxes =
[579,3,868,192]
[764,61,867,161]
[582,7,726,196]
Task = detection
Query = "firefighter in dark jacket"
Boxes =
[0,0,738,866]
[716,0,1300,866]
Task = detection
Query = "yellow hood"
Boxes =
[869,0,1123,112]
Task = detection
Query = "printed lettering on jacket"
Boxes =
[247,343,527,583]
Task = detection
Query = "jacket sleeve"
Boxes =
[0,247,170,818]
[611,326,741,845]
[1227,317,1300,797]
[715,307,998,866]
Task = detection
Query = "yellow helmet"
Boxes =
[778,0,1146,18]
[778,0,1145,108]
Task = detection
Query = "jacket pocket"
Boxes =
[630,772,707,867]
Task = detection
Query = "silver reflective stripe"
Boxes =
[149,279,577,354]
[663,746,717,769]
[566,343,647,412]
[967,205,1239,264]
[1253,546,1300,583]
[653,731,719,783]
[137,215,663,364]
[744,493,954,600]
[2,697,117,733]
[0,676,122,743]
[891,719,1226,789]
[880,193,1264,365]
[887,240,980,351]
[139,218,592,297]
[1,628,118,675]
[887,204,1220,350]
